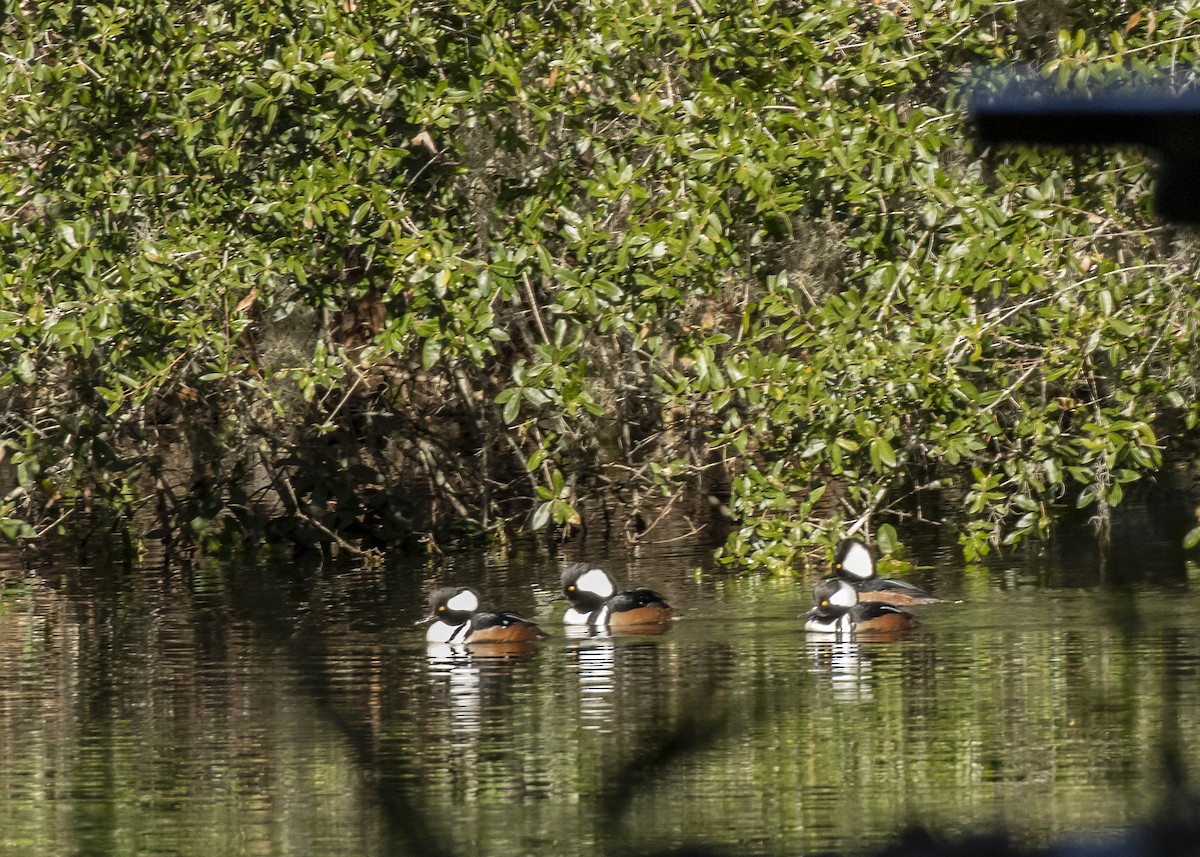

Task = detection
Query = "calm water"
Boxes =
[2,512,1200,857]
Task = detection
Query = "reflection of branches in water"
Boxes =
[642,746,1200,857]
[288,630,457,857]
[222,552,1200,857]
[222,553,456,857]
[597,682,750,837]
[594,675,1198,857]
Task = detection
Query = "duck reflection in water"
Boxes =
[573,639,617,730]
[806,637,874,703]
[569,637,671,732]
[425,643,485,733]
[424,633,542,736]
[424,634,544,802]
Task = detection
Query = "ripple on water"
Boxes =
[3,528,1200,856]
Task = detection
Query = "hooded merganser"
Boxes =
[832,538,942,605]
[426,586,547,644]
[804,578,916,636]
[560,562,673,630]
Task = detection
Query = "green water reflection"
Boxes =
[2,527,1199,857]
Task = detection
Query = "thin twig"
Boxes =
[981,362,1039,414]
[522,271,551,343]
[875,230,933,323]
[846,486,888,537]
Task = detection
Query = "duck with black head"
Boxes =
[832,538,943,606]
[560,563,673,632]
[426,586,547,644]
[804,577,917,637]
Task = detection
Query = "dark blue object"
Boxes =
[972,89,1200,223]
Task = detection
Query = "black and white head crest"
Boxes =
[810,577,860,611]
[445,588,479,612]
[426,586,482,643]
[834,538,876,581]
[429,586,481,617]
[828,579,859,608]
[572,566,616,598]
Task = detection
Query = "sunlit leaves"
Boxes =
[2,0,1200,557]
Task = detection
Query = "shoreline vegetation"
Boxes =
[3,1,1200,566]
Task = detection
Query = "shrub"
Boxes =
[2,0,1199,563]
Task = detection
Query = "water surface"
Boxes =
[2,517,1199,856]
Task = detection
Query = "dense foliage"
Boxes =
[3,0,1200,564]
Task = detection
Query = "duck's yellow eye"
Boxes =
[437,605,445,612]
[568,585,575,591]
[821,600,829,607]
[834,563,841,570]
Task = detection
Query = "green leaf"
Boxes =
[421,338,441,370]
[59,224,80,249]
[502,392,521,424]
[531,501,552,531]
[869,437,897,471]
[875,523,898,555]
